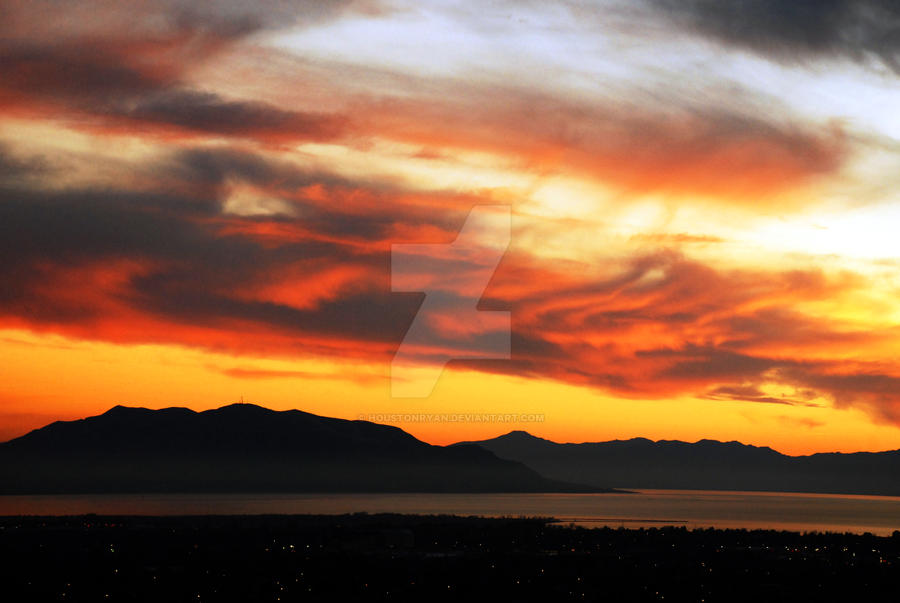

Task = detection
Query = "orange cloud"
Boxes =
[356,88,847,203]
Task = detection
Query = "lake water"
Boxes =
[1,490,899,535]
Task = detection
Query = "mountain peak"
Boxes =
[502,430,537,438]
[496,430,556,444]
[102,404,143,415]
[209,402,275,414]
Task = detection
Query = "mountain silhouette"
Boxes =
[455,431,900,496]
[0,405,607,494]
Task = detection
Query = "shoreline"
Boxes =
[3,512,898,537]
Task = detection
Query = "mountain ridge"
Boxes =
[0,404,609,494]
[475,430,898,457]
[455,431,900,496]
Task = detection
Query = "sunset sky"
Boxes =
[3,0,900,454]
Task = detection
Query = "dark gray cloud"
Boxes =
[170,147,346,192]
[125,90,346,140]
[0,40,345,142]
[0,145,50,181]
[779,368,900,422]
[650,0,900,71]
[0,1,352,143]
[643,345,779,380]
[703,384,818,406]
[0,44,167,100]
[631,342,900,422]
[1,1,360,40]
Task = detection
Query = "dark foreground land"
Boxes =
[1,514,898,602]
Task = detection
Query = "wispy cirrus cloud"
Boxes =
[357,85,848,202]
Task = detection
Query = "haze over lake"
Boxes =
[3,490,899,536]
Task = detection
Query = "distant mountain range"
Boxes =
[0,405,604,494]
[456,431,900,496]
[4,406,897,496]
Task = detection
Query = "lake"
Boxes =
[1,489,899,535]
